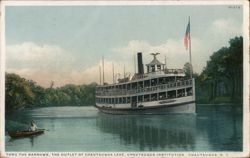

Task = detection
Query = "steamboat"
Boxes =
[95,52,196,114]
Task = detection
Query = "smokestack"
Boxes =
[137,52,144,74]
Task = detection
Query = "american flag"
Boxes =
[184,21,190,50]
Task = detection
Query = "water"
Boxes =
[5,105,242,151]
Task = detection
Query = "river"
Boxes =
[5,104,242,151]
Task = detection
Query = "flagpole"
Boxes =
[188,16,193,79]
[102,56,105,85]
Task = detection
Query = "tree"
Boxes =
[183,62,192,78]
[5,73,35,111]
[197,36,243,103]
[5,72,98,112]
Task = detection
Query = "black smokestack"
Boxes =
[137,52,144,74]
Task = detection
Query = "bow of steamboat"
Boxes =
[95,53,196,114]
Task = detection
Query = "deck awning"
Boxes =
[146,58,164,66]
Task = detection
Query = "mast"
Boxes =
[164,55,167,69]
[99,65,101,85]
[102,56,105,85]
[134,53,136,74]
[112,63,114,84]
[124,64,125,78]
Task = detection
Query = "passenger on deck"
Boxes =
[29,121,38,131]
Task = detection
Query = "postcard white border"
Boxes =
[0,0,6,157]
[0,0,249,158]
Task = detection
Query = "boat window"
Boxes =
[122,97,126,103]
[144,95,150,102]
[186,87,193,96]
[151,79,157,86]
[168,90,176,99]
[138,81,143,89]
[144,80,150,87]
[157,65,161,70]
[151,93,157,101]
[177,89,185,97]
[127,84,130,90]
[132,82,137,89]
[159,92,166,100]
[127,97,130,103]
[177,82,180,86]
[151,65,155,72]
[158,77,163,84]
[138,95,143,102]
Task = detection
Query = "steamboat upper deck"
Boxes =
[95,53,195,107]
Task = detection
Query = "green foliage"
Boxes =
[5,73,97,112]
[5,73,35,111]
[183,62,192,78]
[197,36,243,103]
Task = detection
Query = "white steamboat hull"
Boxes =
[95,96,196,115]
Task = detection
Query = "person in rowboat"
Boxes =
[29,120,38,131]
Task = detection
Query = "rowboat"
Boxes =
[8,129,45,138]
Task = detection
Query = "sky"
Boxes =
[5,4,243,87]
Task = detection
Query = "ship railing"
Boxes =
[96,79,193,96]
[165,69,184,74]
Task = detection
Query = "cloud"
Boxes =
[70,60,127,85]
[6,42,76,87]
[206,18,242,49]
[211,19,242,35]
[7,42,63,61]
[111,38,206,73]
[6,42,127,87]
[111,18,242,74]
[6,42,74,71]
[6,18,242,87]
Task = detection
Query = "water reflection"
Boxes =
[96,113,197,151]
[5,105,242,151]
[196,105,242,151]
[8,134,40,149]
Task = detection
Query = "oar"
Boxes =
[38,129,50,131]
